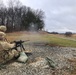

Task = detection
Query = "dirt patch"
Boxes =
[0,43,76,75]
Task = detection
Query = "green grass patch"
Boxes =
[43,34,76,47]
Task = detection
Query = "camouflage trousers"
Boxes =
[0,50,19,64]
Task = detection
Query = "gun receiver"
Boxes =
[10,40,29,51]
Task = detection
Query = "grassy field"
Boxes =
[44,34,76,47]
[6,31,76,48]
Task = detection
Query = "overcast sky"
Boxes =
[4,0,76,33]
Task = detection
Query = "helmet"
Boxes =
[0,26,7,32]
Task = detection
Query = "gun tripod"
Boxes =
[19,43,25,51]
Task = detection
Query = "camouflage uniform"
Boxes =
[0,26,19,64]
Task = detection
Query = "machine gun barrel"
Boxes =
[10,40,29,51]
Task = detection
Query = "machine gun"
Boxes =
[10,40,29,51]
[1,40,30,62]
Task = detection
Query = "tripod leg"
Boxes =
[20,45,23,51]
[21,44,25,51]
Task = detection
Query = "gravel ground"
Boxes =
[0,42,76,75]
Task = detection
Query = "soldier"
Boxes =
[0,26,19,64]
[0,26,7,32]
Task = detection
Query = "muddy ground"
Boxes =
[0,42,76,75]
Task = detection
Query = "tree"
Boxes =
[34,9,44,31]
[21,7,45,31]
[0,0,6,25]
[6,0,22,32]
[0,0,45,32]
[65,32,72,37]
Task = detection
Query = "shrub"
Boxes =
[65,32,72,37]
[50,32,59,34]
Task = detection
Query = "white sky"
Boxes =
[3,0,76,33]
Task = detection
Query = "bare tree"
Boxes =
[6,0,22,32]
[0,0,6,25]
[0,0,45,32]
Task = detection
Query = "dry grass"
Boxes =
[6,31,48,43]
[6,31,76,47]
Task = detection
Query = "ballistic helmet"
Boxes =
[0,26,7,32]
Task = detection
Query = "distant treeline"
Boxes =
[47,31,73,37]
[0,0,45,32]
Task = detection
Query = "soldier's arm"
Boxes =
[0,41,15,50]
